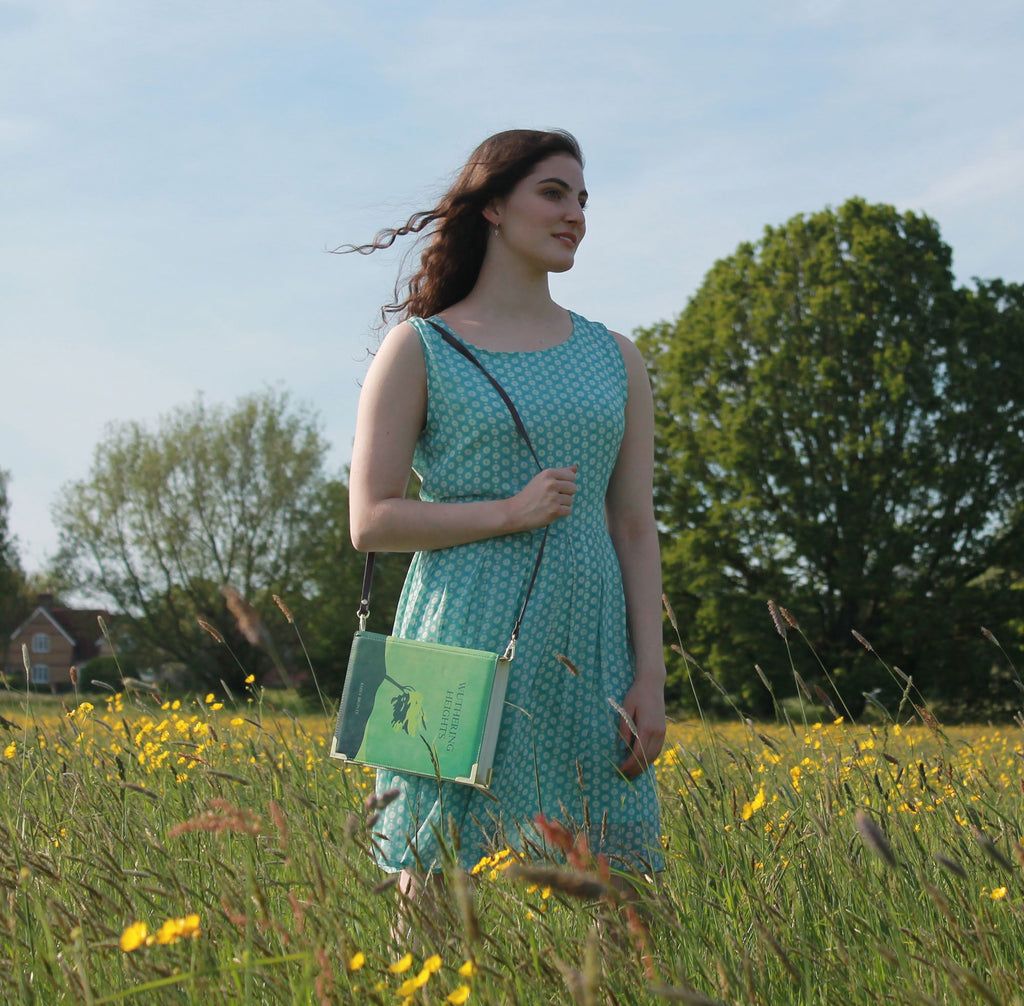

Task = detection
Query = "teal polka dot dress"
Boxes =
[373,312,664,876]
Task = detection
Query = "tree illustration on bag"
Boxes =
[388,679,427,735]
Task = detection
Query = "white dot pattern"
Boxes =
[373,312,664,875]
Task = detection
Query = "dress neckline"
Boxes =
[426,312,579,356]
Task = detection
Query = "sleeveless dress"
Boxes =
[373,312,664,876]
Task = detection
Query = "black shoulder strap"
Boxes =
[357,319,548,660]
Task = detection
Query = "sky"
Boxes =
[2,0,1023,576]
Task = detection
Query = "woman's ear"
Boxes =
[482,200,503,228]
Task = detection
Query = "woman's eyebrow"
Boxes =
[536,176,588,201]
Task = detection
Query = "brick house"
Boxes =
[5,594,115,692]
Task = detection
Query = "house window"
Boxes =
[32,633,51,654]
[30,664,49,685]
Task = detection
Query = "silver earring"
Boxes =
[492,224,501,238]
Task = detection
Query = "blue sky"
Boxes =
[3,0,1023,574]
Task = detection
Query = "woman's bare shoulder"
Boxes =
[365,320,426,386]
[606,329,648,377]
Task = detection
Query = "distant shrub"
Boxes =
[81,655,139,690]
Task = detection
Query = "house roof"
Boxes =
[9,605,113,650]
[9,606,76,645]
[50,608,110,650]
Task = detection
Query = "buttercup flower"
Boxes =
[119,921,148,952]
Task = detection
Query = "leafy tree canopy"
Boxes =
[54,389,329,688]
[637,198,1024,716]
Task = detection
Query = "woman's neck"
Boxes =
[457,252,562,326]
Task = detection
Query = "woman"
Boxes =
[347,129,665,892]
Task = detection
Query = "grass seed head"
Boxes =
[508,863,610,902]
[222,586,265,647]
[933,853,967,879]
[365,786,401,812]
[767,599,787,639]
[197,620,225,645]
[793,671,814,703]
[855,809,897,867]
[780,606,800,630]
[662,593,679,631]
[851,629,874,652]
[754,664,774,694]
[970,827,1014,872]
[273,594,295,624]
[168,798,262,838]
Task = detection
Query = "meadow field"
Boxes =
[1,678,1023,1005]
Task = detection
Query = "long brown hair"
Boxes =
[339,129,584,324]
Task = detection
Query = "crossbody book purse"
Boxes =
[329,320,548,789]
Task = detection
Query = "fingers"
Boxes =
[618,737,663,778]
[617,709,665,779]
[618,734,653,778]
[520,465,579,528]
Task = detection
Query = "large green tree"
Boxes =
[637,198,1024,716]
[54,389,330,688]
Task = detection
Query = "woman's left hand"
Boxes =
[617,673,666,778]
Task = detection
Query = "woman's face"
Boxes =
[487,153,587,274]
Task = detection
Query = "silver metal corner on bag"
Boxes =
[502,637,516,662]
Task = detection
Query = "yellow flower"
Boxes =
[423,954,442,974]
[152,913,201,945]
[230,717,244,727]
[211,702,224,711]
[457,960,476,977]
[3,742,15,759]
[742,786,766,821]
[396,970,430,996]
[244,674,255,684]
[179,913,200,937]
[67,702,94,724]
[447,986,472,1004]
[388,952,413,973]
[153,919,179,945]
[990,887,1007,900]
[204,693,215,704]
[119,921,149,952]
[348,951,365,970]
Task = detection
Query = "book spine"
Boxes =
[333,632,388,758]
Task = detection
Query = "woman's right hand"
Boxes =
[510,465,579,530]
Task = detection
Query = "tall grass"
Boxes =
[1,626,1023,1004]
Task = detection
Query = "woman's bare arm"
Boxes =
[605,333,667,778]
